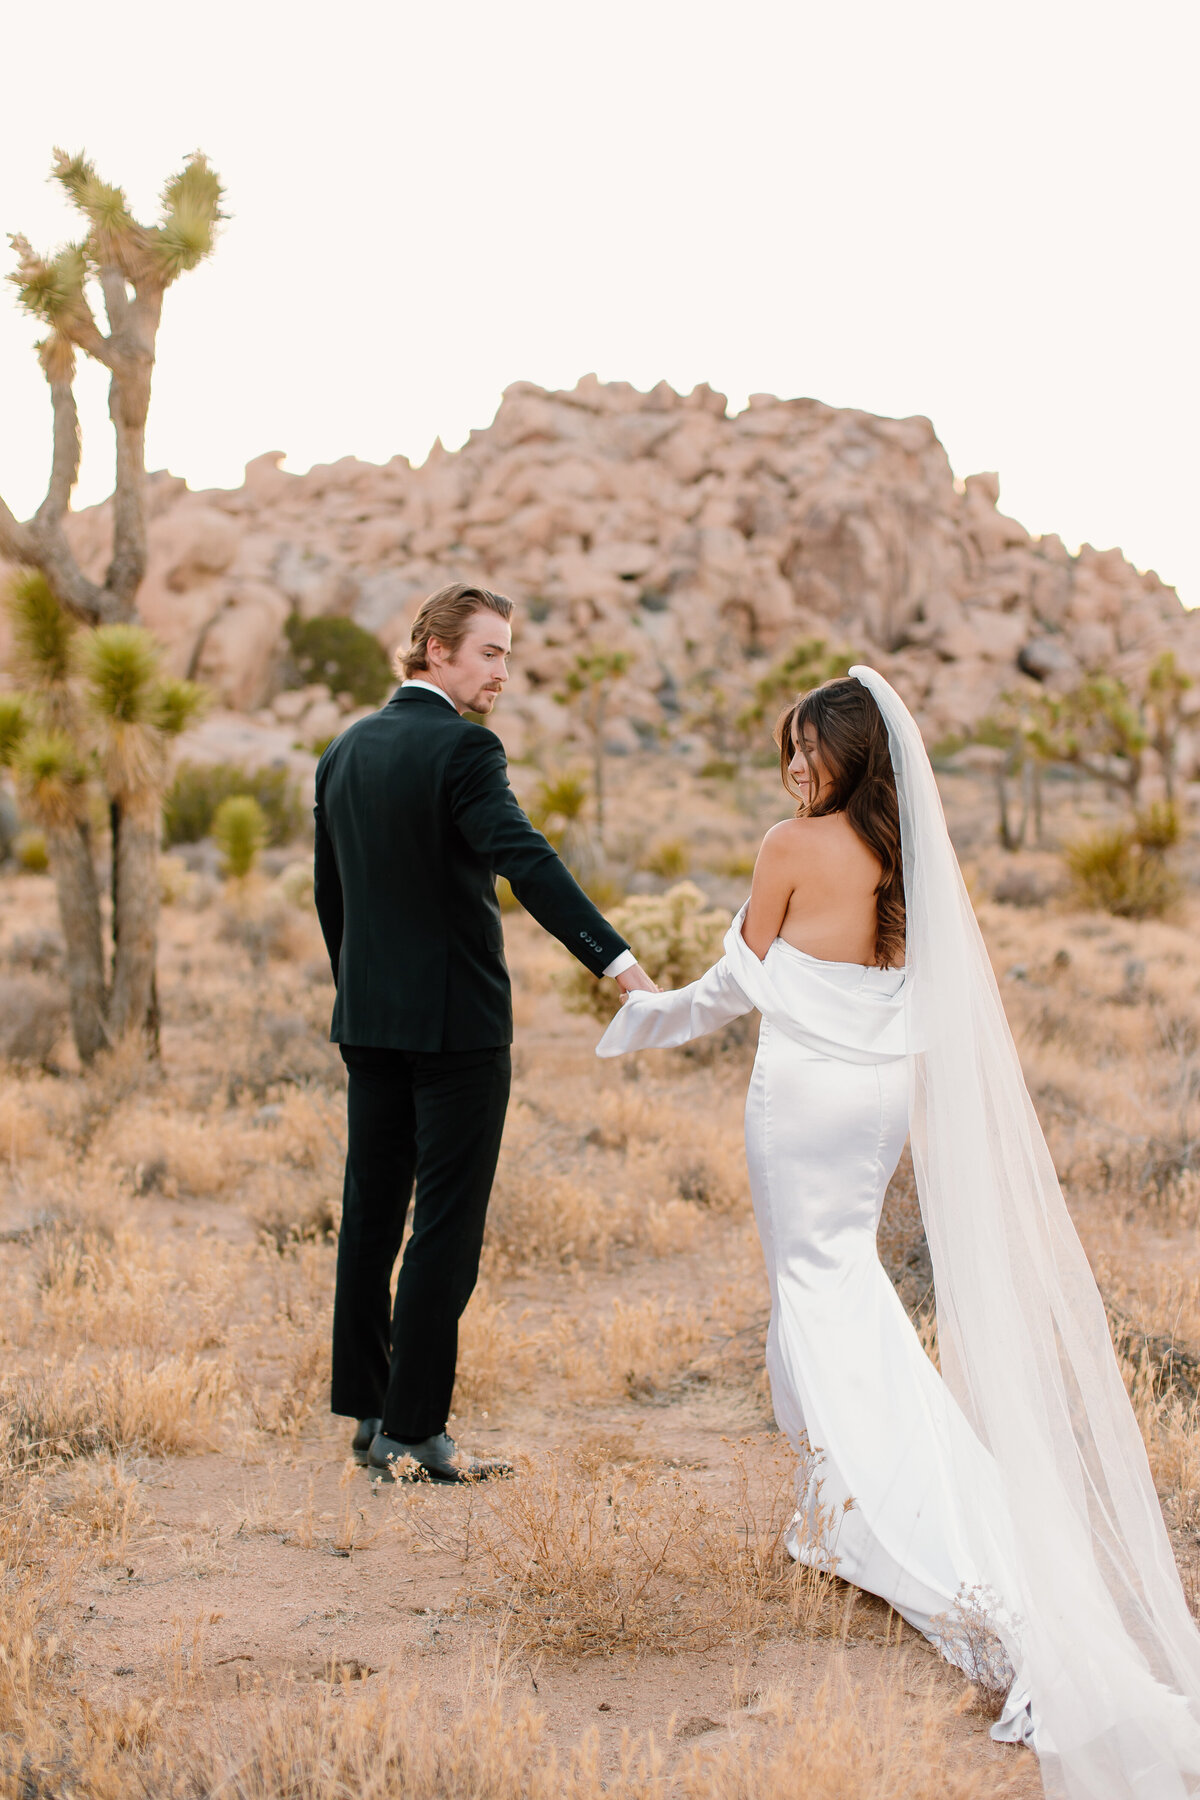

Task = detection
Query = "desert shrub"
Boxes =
[284,611,391,707]
[157,853,195,905]
[13,828,48,872]
[1064,808,1181,919]
[640,836,692,878]
[1,1351,230,1463]
[218,892,308,965]
[0,975,66,1066]
[163,761,304,847]
[556,881,728,1023]
[463,1438,839,1657]
[213,794,267,879]
[6,929,63,973]
[275,860,314,908]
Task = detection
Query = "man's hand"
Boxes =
[616,962,658,997]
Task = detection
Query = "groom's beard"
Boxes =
[471,687,503,713]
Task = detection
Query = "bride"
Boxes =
[597,667,1200,1800]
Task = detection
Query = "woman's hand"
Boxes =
[615,963,658,999]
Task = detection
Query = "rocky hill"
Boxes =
[15,375,1198,769]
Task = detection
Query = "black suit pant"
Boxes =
[332,1043,511,1441]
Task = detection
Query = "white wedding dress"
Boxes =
[596,669,1200,1800]
[597,912,1035,1743]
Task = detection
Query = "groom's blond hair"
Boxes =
[398,583,513,679]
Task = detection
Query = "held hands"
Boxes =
[615,963,658,1001]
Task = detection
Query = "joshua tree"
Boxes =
[1,575,202,1059]
[0,149,221,1057]
[554,650,631,841]
[1145,651,1192,803]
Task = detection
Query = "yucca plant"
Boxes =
[213,795,267,881]
[0,149,221,1059]
[1064,817,1181,921]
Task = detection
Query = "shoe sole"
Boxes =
[367,1463,512,1485]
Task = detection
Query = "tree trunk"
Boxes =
[107,800,161,1047]
[995,764,1015,851]
[46,819,107,1063]
[592,691,607,840]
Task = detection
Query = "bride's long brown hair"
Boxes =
[777,676,905,968]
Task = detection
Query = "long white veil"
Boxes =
[851,665,1200,1799]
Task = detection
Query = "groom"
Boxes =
[314,582,654,1482]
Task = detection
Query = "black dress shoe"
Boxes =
[367,1430,512,1484]
[351,1417,382,1466]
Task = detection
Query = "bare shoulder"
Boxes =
[755,813,877,882]
[759,814,853,863]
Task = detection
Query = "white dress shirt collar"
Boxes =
[401,678,459,711]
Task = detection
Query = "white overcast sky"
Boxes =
[1,1,1197,602]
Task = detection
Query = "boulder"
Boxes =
[194,582,290,711]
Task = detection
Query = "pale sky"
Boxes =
[1,1,1197,602]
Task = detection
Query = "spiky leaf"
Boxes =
[11,243,88,323]
[80,624,159,723]
[51,149,96,202]
[77,172,133,238]
[0,695,29,766]
[7,571,75,686]
[160,153,224,224]
[152,678,207,738]
[153,154,224,283]
[16,730,89,827]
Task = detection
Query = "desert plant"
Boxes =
[554,650,631,839]
[527,769,597,875]
[1,583,205,1057]
[284,612,392,707]
[1145,651,1192,803]
[0,975,66,1066]
[213,795,267,880]
[163,760,303,846]
[557,881,728,1022]
[973,689,1060,851]
[0,150,222,1058]
[13,828,48,873]
[1064,807,1182,919]
[640,836,691,879]
[738,638,857,743]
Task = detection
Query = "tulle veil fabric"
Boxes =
[851,665,1200,1798]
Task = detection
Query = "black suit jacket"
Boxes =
[313,686,629,1050]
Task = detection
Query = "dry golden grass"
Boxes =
[1,759,1193,1798]
[459,1437,855,1658]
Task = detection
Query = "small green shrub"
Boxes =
[213,795,267,880]
[556,881,728,1023]
[284,613,392,707]
[13,829,48,873]
[1064,811,1181,920]
[699,757,737,780]
[164,762,304,847]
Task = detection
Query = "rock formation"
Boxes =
[5,375,1195,769]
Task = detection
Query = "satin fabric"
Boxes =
[597,915,1035,1745]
